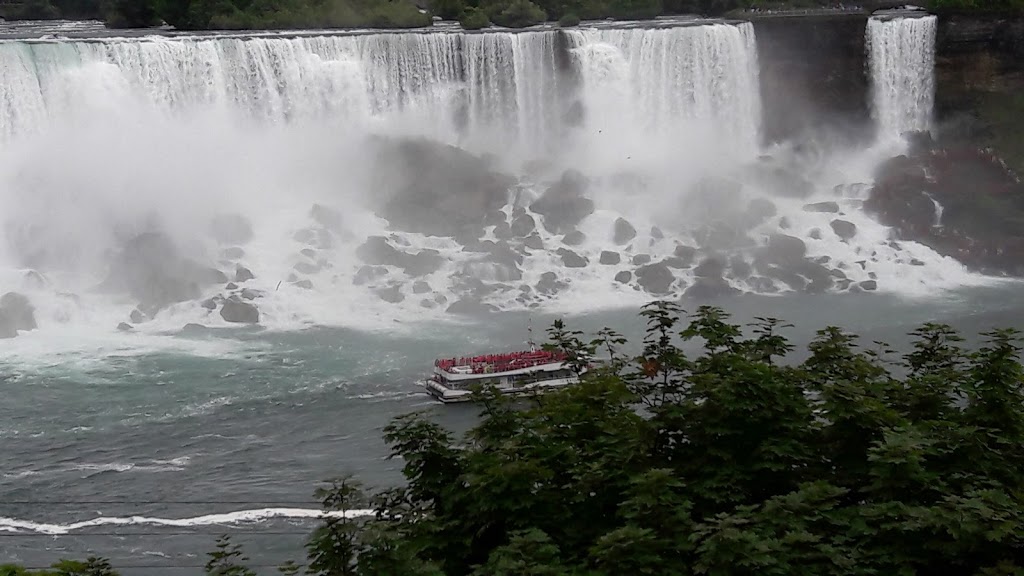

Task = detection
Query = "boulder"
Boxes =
[493,221,513,240]
[599,251,621,265]
[614,270,632,284]
[809,228,823,240]
[743,197,778,227]
[368,137,514,239]
[673,245,697,267]
[294,261,321,275]
[804,201,840,213]
[651,226,664,240]
[694,256,727,278]
[293,279,314,290]
[130,309,147,324]
[530,169,595,234]
[353,265,387,286]
[563,230,586,246]
[220,299,259,324]
[694,223,755,250]
[729,257,752,279]
[523,234,544,250]
[757,234,807,267]
[375,285,405,304]
[413,281,432,294]
[200,298,218,311]
[235,266,255,283]
[225,282,238,291]
[536,272,567,295]
[635,262,675,295]
[613,218,637,244]
[117,322,134,332]
[210,214,253,245]
[557,248,588,268]
[300,248,317,259]
[240,288,262,300]
[510,213,536,238]
[632,254,652,266]
[446,299,497,314]
[830,219,858,241]
[356,237,445,277]
[685,277,739,299]
[859,280,878,291]
[748,276,777,293]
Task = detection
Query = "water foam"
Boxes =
[0,507,373,535]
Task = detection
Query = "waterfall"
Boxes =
[867,14,937,141]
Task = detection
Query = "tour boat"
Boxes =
[422,337,585,404]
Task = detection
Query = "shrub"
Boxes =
[459,6,490,28]
[558,11,580,25]
[489,0,546,27]
[431,0,467,20]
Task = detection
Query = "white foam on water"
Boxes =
[0,508,373,535]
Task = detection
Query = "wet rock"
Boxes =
[557,248,588,268]
[757,234,807,267]
[493,221,513,240]
[220,299,259,324]
[632,254,652,266]
[651,226,664,240]
[221,247,246,260]
[235,266,255,283]
[910,258,925,266]
[729,257,752,279]
[530,169,595,234]
[210,214,253,245]
[511,213,536,238]
[200,298,218,311]
[744,197,778,228]
[664,257,690,269]
[294,261,321,275]
[376,285,405,304]
[563,230,586,246]
[0,292,36,338]
[748,276,777,293]
[310,204,343,232]
[523,234,544,251]
[130,308,147,324]
[240,288,261,300]
[673,245,697,267]
[635,262,675,295]
[410,281,432,295]
[353,265,387,286]
[614,270,632,284]
[447,299,497,314]
[694,256,727,278]
[599,251,621,265]
[831,219,857,241]
[369,137,514,239]
[356,237,445,277]
[809,228,823,240]
[536,272,567,295]
[300,248,317,259]
[765,266,807,291]
[225,282,239,291]
[804,201,840,213]
[613,218,637,244]
[117,322,134,332]
[293,279,314,290]
[685,277,739,299]
[181,323,209,334]
[859,280,878,291]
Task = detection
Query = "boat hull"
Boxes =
[421,373,583,404]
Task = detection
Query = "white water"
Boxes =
[867,14,938,141]
[0,20,995,355]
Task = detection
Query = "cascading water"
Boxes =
[867,14,938,142]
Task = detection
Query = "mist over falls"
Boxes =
[0,15,1003,336]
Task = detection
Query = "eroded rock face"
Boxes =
[866,147,1024,275]
[530,170,595,234]
[369,137,514,239]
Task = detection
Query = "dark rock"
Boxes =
[830,268,848,279]
[181,323,209,334]
[376,285,405,303]
[664,257,690,269]
[210,214,253,245]
[117,322,133,332]
[563,230,586,246]
[729,257,752,279]
[200,298,218,311]
[765,266,807,291]
[804,201,840,213]
[613,218,637,244]
[235,266,255,283]
[200,268,229,285]
[240,288,261,300]
[910,258,925,266]
[635,262,675,295]
[744,197,778,227]
[859,280,878,291]
[831,219,857,240]
[685,277,739,299]
[368,137,514,239]
[356,237,445,276]
[531,169,595,234]
[748,276,777,293]
[523,234,544,250]
[632,254,652,266]
[220,300,259,324]
[294,261,321,275]
[130,309,146,324]
[651,226,664,240]
[413,281,432,294]
[493,221,513,240]
[510,213,536,238]
[221,247,246,260]
[0,292,36,337]
[536,272,567,295]
[225,282,239,291]
[557,248,588,268]
[446,299,497,314]
[310,204,343,232]
[614,270,632,284]
[599,251,621,265]
[695,256,727,278]
[779,216,791,229]
[809,228,823,240]
[300,248,317,259]
[757,234,807,267]
[673,245,697,266]
[353,265,387,286]
[293,279,314,290]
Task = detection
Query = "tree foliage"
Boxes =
[9,303,1024,574]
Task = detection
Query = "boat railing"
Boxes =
[434,350,567,375]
